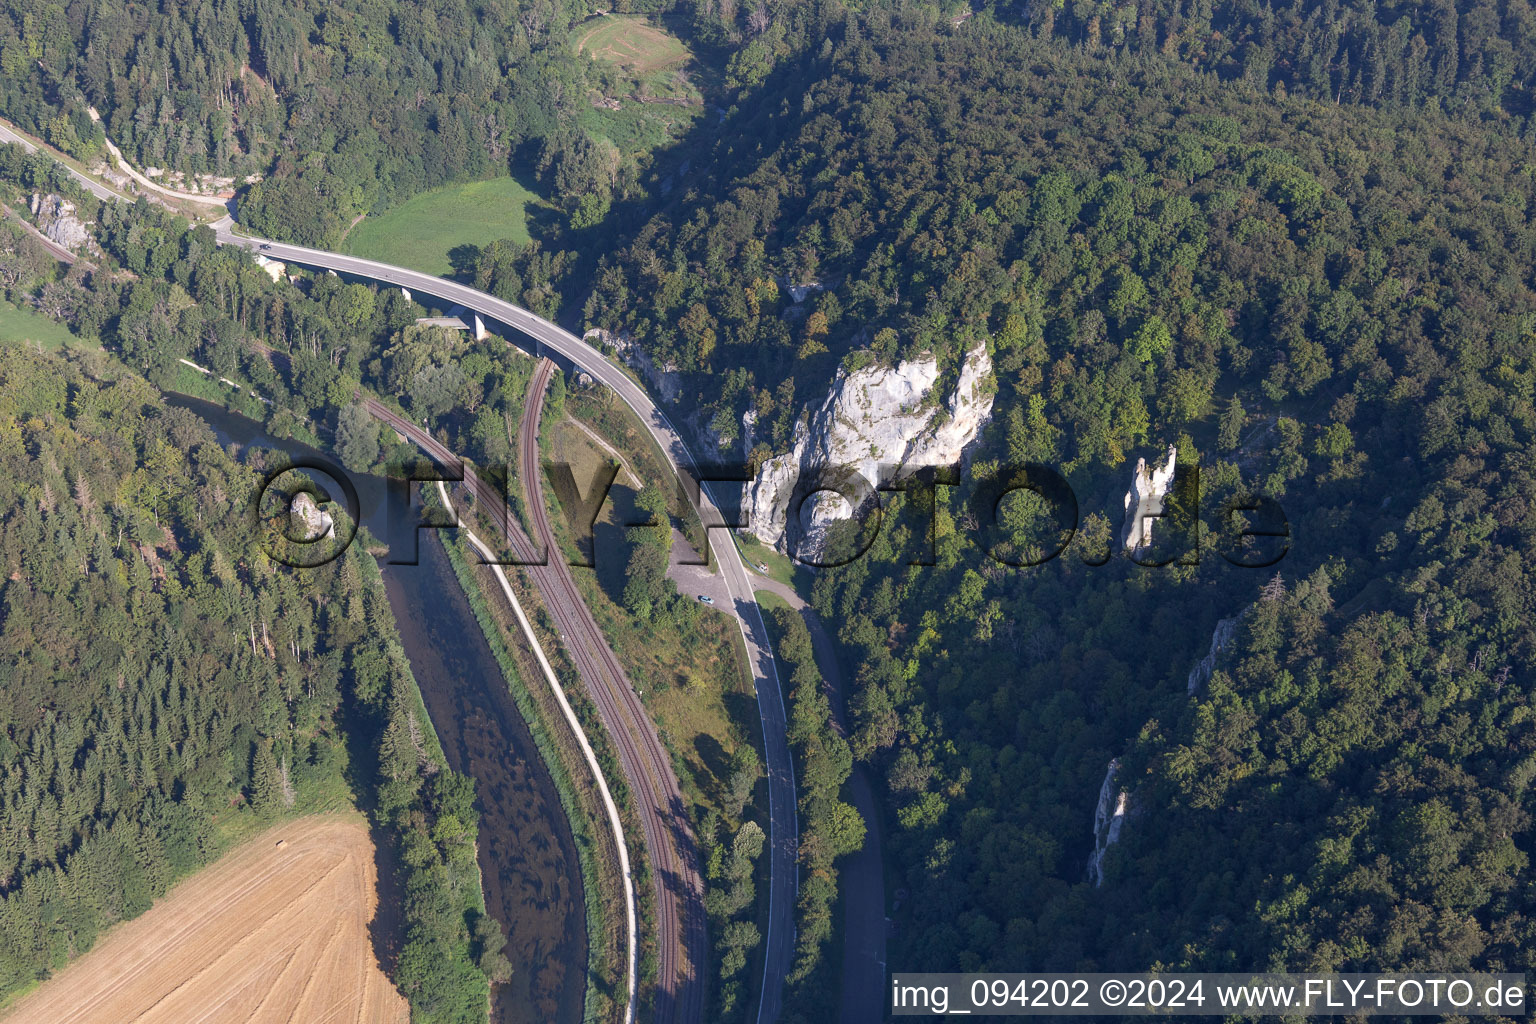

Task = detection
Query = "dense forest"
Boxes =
[1022,0,1536,116]
[0,303,504,1017]
[0,342,499,1017]
[0,0,792,246]
[7,0,1536,1015]
[0,0,584,241]
[578,1,1536,1005]
[8,0,1536,242]
[0,344,354,994]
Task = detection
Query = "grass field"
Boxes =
[0,815,407,1024]
[576,15,691,78]
[548,408,760,822]
[0,300,83,350]
[344,176,542,277]
[752,589,793,615]
[575,15,706,160]
[733,532,811,591]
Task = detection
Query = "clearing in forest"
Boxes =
[576,15,691,76]
[0,815,408,1024]
[0,299,86,351]
[575,14,706,162]
[343,176,541,277]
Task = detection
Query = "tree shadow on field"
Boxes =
[365,816,406,974]
[337,692,405,976]
[693,732,730,806]
[447,243,482,279]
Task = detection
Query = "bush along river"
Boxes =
[168,394,587,1024]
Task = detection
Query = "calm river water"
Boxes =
[168,394,586,1024]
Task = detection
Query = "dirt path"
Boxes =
[564,414,641,487]
[98,132,233,208]
[0,814,408,1024]
[336,211,367,247]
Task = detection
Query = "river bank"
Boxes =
[166,393,588,1024]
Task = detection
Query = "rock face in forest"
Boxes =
[741,344,994,558]
[29,194,99,255]
[1087,758,1130,887]
[586,327,682,404]
[1187,613,1245,694]
[1088,607,1247,885]
[289,491,335,542]
[1121,445,1177,554]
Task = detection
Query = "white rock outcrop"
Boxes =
[1187,612,1244,694]
[1122,445,1177,554]
[586,327,681,404]
[290,491,335,542]
[254,253,286,283]
[782,278,825,304]
[1087,758,1130,887]
[741,344,994,557]
[29,193,99,255]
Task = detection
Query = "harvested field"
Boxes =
[0,815,408,1024]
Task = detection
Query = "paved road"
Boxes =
[691,567,888,1024]
[226,216,801,1023]
[0,119,125,203]
[7,123,801,1023]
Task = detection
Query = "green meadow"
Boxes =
[343,176,542,277]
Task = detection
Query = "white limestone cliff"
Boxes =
[741,344,995,556]
[782,278,825,304]
[1122,445,1177,554]
[290,491,335,542]
[29,193,99,255]
[1087,758,1130,887]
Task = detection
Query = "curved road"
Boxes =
[0,118,127,204]
[5,125,802,1023]
[235,220,800,1024]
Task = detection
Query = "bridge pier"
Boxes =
[401,287,412,303]
[474,313,488,341]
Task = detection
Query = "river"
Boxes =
[167,394,587,1024]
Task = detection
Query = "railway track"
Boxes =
[516,360,705,1024]
[8,124,792,1024]
[364,377,706,1024]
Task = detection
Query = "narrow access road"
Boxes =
[216,218,800,1024]
[98,133,233,207]
[434,479,640,1024]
